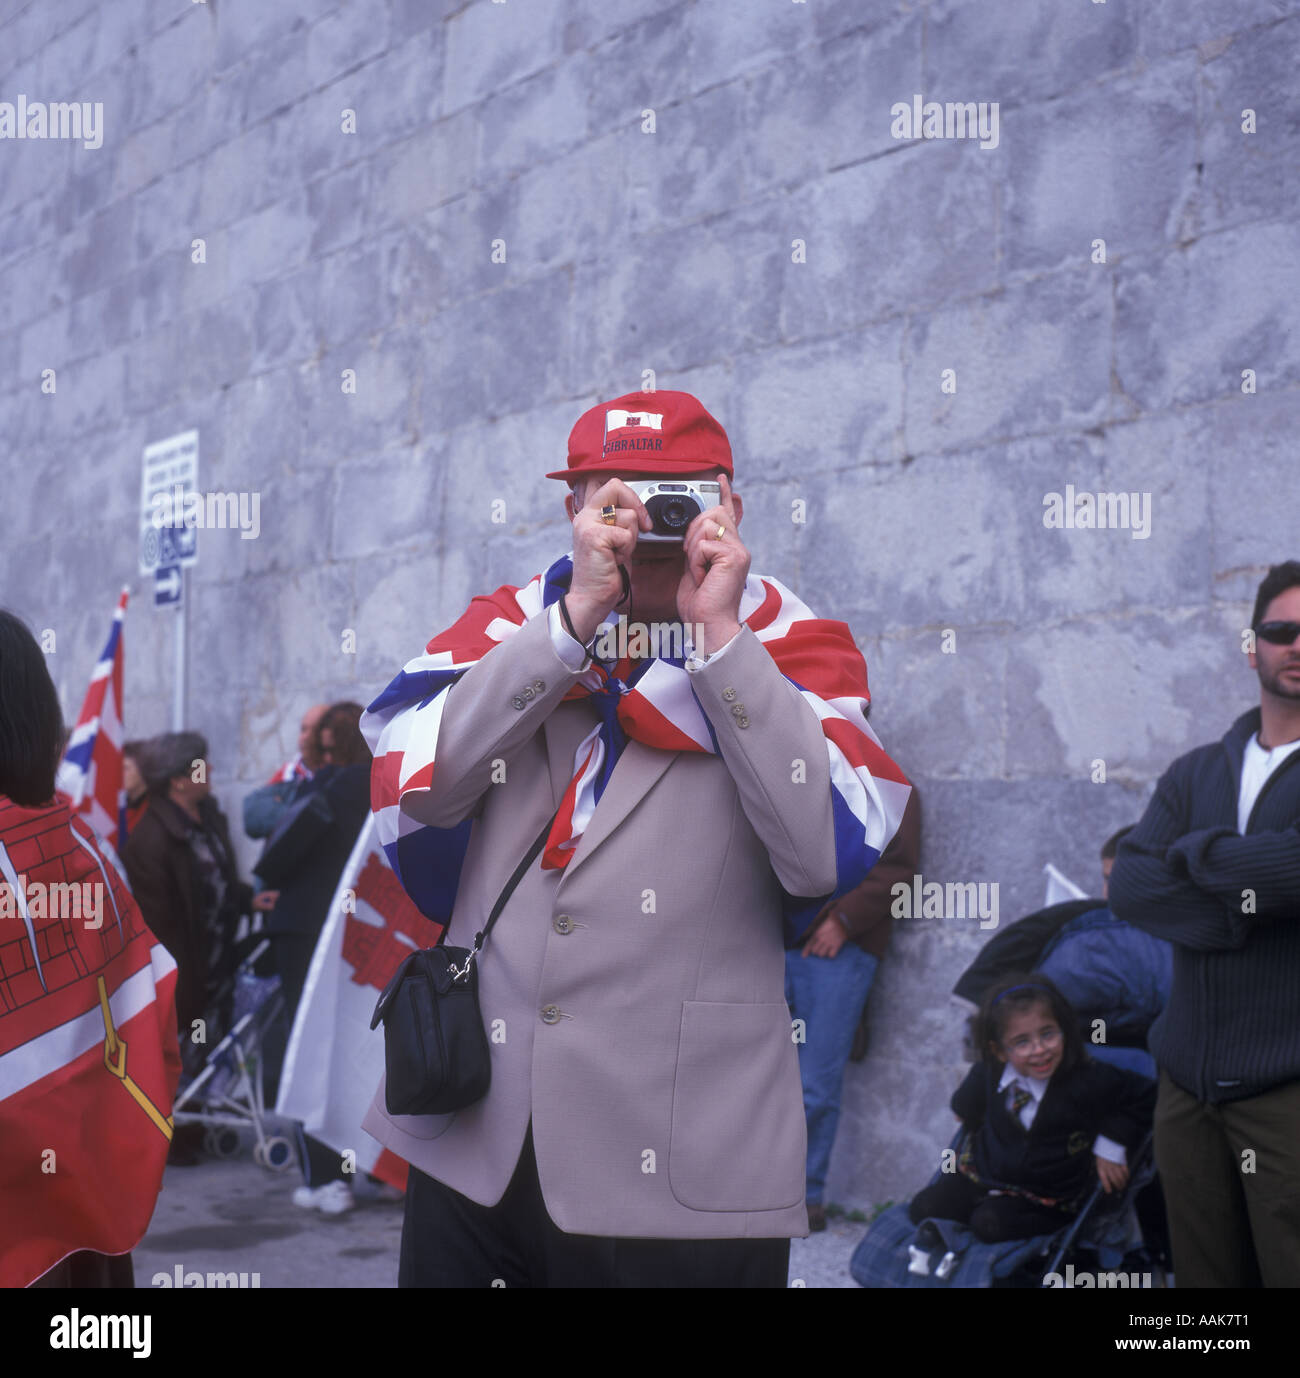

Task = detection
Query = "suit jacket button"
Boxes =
[553,914,574,935]
[512,695,526,710]
[541,1004,562,1024]
[722,687,737,702]
[730,703,746,718]
[738,715,750,728]
[522,685,536,701]
[532,679,546,693]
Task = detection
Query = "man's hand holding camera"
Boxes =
[566,478,651,645]
[565,473,750,656]
[677,473,749,654]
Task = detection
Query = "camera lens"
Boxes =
[644,492,699,537]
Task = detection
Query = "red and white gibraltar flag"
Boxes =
[0,795,180,1287]
[604,407,664,437]
[57,588,129,851]
[275,817,423,1191]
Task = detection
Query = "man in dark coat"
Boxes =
[1110,560,1300,1288]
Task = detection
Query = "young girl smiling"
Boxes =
[909,973,1156,1242]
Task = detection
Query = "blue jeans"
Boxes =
[784,943,879,1206]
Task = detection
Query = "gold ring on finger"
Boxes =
[716,524,726,540]
[601,504,617,525]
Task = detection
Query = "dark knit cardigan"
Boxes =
[1109,707,1300,1104]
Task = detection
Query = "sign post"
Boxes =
[139,431,199,730]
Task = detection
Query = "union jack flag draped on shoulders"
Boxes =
[361,554,912,945]
[57,588,129,851]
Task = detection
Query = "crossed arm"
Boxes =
[1108,767,1300,951]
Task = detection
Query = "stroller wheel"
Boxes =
[262,1137,296,1172]
[212,1128,242,1159]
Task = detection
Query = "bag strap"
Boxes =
[443,806,560,981]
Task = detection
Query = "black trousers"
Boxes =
[399,1124,790,1287]
[261,932,316,1103]
[909,1172,1068,1243]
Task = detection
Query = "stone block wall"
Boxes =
[3,0,1296,1206]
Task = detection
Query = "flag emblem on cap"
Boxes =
[605,409,663,436]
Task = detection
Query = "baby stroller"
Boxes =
[851,1126,1161,1288]
[851,896,1172,1288]
[171,937,297,1170]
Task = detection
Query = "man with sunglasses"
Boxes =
[1110,560,1300,1288]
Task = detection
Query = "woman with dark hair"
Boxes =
[0,610,180,1286]
[122,731,271,1163]
[254,700,374,1212]
[315,701,369,769]
[908,972,1156,1243]
[257,702,373,1020]
[120,740,151,839]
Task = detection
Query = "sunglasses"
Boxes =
[1255,621,1300,646]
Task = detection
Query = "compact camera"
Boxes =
[624,479,720,542]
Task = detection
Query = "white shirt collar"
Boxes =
[998,1063,1050,1104]
[1249,731,1300,760]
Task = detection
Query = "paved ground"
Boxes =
[133,1120,867,1288]
[135,1124,404,1290]
[790,1215,866,1289]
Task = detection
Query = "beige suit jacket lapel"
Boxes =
[543,705,679,885]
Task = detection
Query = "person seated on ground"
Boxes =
[909,973,1155,1244]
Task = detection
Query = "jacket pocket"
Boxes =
[668,1001,805,1212]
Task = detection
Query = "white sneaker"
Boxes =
[315,1180,356,1216]
[291,1184,324,1209]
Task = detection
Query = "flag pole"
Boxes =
[171,569,187,730]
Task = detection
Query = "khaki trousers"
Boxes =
[1154,1070,1300,1287]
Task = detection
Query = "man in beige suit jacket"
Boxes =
[361,391,905,1286]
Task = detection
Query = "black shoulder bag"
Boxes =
[369,808,558,1116]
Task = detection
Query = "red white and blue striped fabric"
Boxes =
[361,554,911,944]
[57,588,129,852]
[267,755,311,785]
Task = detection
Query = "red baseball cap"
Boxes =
[546,390,734,481]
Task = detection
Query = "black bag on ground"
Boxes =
[369,809,557,1117]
